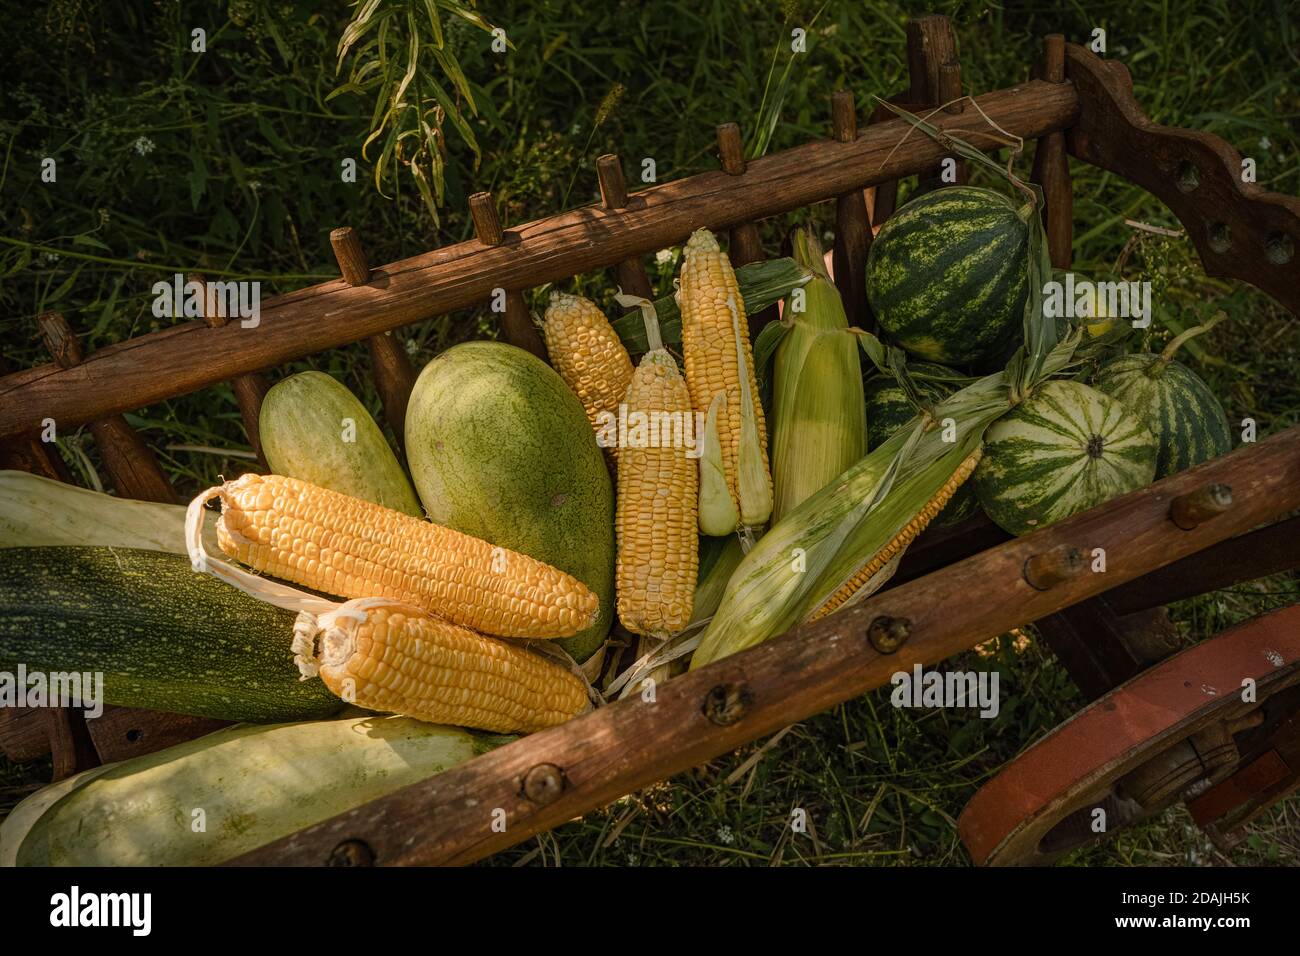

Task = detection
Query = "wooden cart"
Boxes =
[2,15,1298,866]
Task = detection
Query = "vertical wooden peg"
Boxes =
[328,228,418,442]
[715,123,777,336]
[37,311,176,503]
[906,15,961,195]
[937,62,969,186]
[188,273,271,468]
[468,193,548,361]
[1031,35,1073,269]
[595,155,654,300]
[830,91,874,330]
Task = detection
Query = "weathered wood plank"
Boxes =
[0,80,1080,439]
[231,424,1300,866]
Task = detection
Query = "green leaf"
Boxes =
[187,146,208,210]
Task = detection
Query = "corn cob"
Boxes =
[677,228,773,534]
[810,447,982,620]
[770,229,866,521]
[202,473,598,640]
[541,291,634,452]
[615,296,699,640]
[293,599,588,734]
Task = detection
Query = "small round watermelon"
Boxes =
[866,186,1029,366]
[1093,353,1230,479]
[974,380,1157,535]
[864,367,978,525]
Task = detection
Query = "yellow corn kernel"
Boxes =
[210,473,598,639]
[541,291,634,451]
[297,601,588,734]
[616,349,699,638]
[678,228,772,532]
[810,448,982,621]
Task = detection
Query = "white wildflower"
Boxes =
[716,825,734,846]
[405,338,419,356]
[1258,135,1271,151]
[133,136,155,156]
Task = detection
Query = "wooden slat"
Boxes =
[907,15,963,193]
[715,122,779,336]
[189,273,271,467]
[36,311,176,503]
[1031,35,1074,268]
[0,79,1081,440]
[830,91,873,328]
[1105,514,1300,615]
[231,424,1300,866]
[596,155,654,300]
[329,228,418,441]
[468,192,548,360]
[1064,43,1300,315]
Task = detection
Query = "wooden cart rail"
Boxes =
[232,426,1300,866]
[3,20,1299,865]
[0,81,1079,440]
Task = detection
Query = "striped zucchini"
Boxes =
[866,186,1029,366]
[0,547,342,722]
[974,380,1158,535]
[2,715,510,866]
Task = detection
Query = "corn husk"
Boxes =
[611,257,811,354]
[691,333,1083,669]
[770,229,866,521]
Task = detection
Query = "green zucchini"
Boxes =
[2,715,512,866]
[259,371,422,515]
[0,547,341,723]
[0,470,217,553]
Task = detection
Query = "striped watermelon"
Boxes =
[1093,353,1230,478]
[864,368,977,525]
[974,380,1157,535]
[866,186,1029,366]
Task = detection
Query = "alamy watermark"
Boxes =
[1042,272,1152,329]
[594,405,706,456]
[152,273,260,327]
[891,664,999,718]
[0,664,104,718]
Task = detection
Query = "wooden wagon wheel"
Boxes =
[958,604,1300,866]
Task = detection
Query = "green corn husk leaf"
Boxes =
[691,332,1084,669]
[690,535,745,625]
[770,229,867,522]
[612,257,811,353]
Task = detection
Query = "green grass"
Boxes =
[1,0,1297,865]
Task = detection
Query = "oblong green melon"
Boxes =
[1093,353,1230,479]
[405,342,614,661]
[974,380,1157,535]
[866,186,1029,366]
[260,371,421,516]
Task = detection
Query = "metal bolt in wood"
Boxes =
[1023,545,1084,590]
[521,763,565,805]
[327,839,375,866]
[867,616,911,654]
[703,683,753,726]
[1170,483,1234,529]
